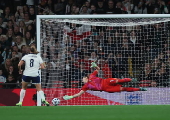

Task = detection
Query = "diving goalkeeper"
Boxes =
[63,62,147,100]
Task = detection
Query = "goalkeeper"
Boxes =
[63,62,147,100]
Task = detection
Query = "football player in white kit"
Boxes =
[16,46,49,106]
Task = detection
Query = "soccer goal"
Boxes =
[37,14,170,106]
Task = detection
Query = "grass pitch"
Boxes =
[0,105,170,120]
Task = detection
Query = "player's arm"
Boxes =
[72,90,85,98]
[18,60,24,73]
[39,62,45,69]
[63,90,85,100]
[95,66,100,71]
[39,56,45,69]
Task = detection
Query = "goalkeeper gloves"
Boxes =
[90,62,98,68]
[63,95,73,100]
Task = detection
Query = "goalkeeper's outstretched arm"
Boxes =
[95,66,100,71]
[72,90,85,98]
[63,90,85,100]
[63,62,99,100]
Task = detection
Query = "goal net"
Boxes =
[37,14,170,105]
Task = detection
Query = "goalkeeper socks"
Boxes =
[38,91,45,101]
[19,89,26,102]
[122,87,140,92]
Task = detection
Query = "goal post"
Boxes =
[37,14,170,106]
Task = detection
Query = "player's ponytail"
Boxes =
[30,46,39,54]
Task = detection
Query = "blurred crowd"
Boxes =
[0,0,170,89]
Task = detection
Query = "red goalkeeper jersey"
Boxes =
[81,70,103,91]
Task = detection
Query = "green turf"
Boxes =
[0,105,170,120]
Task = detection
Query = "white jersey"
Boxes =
[21,54,43,76]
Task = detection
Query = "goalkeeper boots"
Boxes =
[16,102,22,106]
[42,100,50,106]
[140,87,147,91]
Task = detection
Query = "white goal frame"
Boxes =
[36,14,170,106]
[36,14,170,84]
[36,14,170,53]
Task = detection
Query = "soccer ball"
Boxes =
[52,98,60,106]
